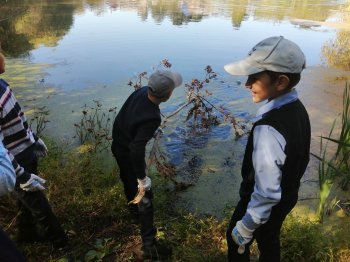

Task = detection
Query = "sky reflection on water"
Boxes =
[29,7,337,91]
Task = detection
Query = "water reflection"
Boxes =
[322,6,350,70]
[0,0,347,57]
[0,1,32,56]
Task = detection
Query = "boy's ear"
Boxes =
[276,75,290,91]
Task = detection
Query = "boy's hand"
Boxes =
[231,220,254,246]
[33,138,48,157]
[20,174,46,191]
[128,176,151,204]
[128,187,145,204]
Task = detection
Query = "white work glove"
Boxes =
[231,220,254,254]
[33,138,48,157]
[128,176,152,204]
[20,174,46,192]
[137,176,152,190]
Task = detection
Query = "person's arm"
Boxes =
[7,152,46,191]
[129,120,160,179]
[231,125,286,247]
[0,81,45,190]
[0,82,31,183]
[0,81,34,154]
[0,143,16,196]
[242,124,286,230]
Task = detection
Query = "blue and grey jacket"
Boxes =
[240,89,311,230]
[0,141,16,196]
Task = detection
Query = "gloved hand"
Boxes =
[33,138,48,157]
[128,176,152,204]
[137,176,151,191]
[20,173,46,192]
[231,220,254,253]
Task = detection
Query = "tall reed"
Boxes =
[313,83,350,222]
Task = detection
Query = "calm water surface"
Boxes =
[1,0,349,217]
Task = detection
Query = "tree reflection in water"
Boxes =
[0,0,347,57]
[322,3,350,71]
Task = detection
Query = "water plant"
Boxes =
[313,124,337,222]
[29,106,50,136]
[333,83,350,189]
[73,100,117,152]
[184,65,219,130]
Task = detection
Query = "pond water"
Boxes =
[1,0,350,218]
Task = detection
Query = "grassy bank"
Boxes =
[0,138,349,262]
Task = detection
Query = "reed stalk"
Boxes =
[313,83,350,222]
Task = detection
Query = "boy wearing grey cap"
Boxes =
[224,36,311,261]
[111,69,182,259]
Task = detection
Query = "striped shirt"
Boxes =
[0,78,35,180]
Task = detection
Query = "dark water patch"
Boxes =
[223,156,236,169]
[176,155,204,184]
[165,122,232,162]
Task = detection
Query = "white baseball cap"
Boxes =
[224,36,306,76]
[148,70,183,98]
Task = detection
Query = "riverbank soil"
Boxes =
[295,66,350,219]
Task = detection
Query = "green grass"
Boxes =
[281,214,350,262]
[0,138,349,261]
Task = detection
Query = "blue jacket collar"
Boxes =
[256,89,298,118]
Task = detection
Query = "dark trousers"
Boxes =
[0,229,25,262]
[226,197,296,262]
[14,147,68,248]
[115,154,156,247]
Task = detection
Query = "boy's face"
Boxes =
[0,53,5,74]
[244,72,286,103]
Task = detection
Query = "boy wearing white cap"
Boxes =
[224,36,311,261]
[111,69,182,260]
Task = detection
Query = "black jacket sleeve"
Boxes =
[129,119,160,179]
